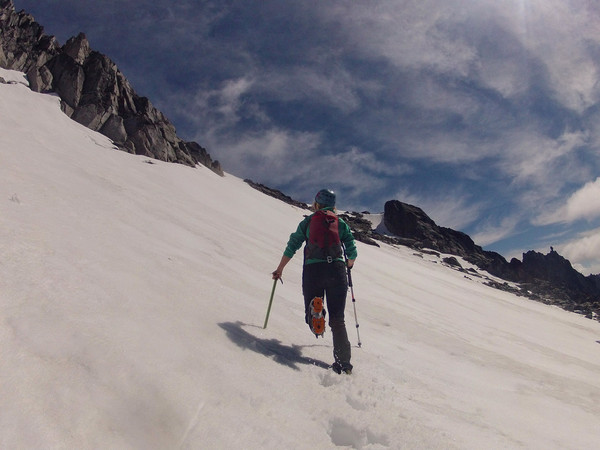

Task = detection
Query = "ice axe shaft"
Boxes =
[263,278,280,329]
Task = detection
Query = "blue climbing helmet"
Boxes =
[315,189,336,207]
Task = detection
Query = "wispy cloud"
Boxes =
[13,0,600,270]
[558,228,600,275]
[392,188,483,232]
[472,216,521,247]
[538,177,600,225]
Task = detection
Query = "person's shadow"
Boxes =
[218,321,330,371]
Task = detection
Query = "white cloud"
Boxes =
[321,1,480,78]
[558,228,600,275]
[564,178,600,221]
[334,0,600,110]
[216,78,255,119]
[539,178,600,225]
[335,147,413,178]
[488,129,591,224]
[510,0,600,112]
[201,129,385,188]
[503,130,587,184]
[256,66,366,114]
[185,76,258,129]
[393,189,483,232]
[58,0,600,232]
[472,216,520,247]
[208,128,323,177]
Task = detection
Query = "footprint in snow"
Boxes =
[328,417,390,448]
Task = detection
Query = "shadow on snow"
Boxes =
[219,321,330,371]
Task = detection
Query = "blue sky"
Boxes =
[13,0,600,274]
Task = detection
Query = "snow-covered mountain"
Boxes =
[2,67,600,449]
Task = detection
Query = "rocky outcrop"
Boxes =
[0,1,222,175]
[382,200,600,320]
[510,250,600,314]
[241,180,600,320]
[244,179,310,210]
[384,200,479,255]
[243,179,383,247]
[338,212,382,247]
[382,200,514,277]
[0,0,60,73]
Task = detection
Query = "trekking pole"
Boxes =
[346,265,362,347]
[343,245,362,347]
[263,277,282,329]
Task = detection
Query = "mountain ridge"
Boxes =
[244,180,600,322]
[3,0,598,322]
[0,0,222,174]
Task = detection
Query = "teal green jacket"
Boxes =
[283,208,358,265]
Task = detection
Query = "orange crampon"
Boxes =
[309,297,326,337]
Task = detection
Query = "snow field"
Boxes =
[1,68,600,449]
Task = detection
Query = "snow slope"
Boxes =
[1,68,600,449]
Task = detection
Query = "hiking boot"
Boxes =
[331,362,353,375]
[309,297,326,337]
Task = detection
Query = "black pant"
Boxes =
[302,261,351,367]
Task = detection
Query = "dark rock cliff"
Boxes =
[382,200,600,320]
[0,0,222,175]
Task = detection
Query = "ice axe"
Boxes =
[263,277,282,329]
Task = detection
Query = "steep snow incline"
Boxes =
[1,68,600,449]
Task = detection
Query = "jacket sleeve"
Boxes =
[283,216,310,258]
[338,218,358,260]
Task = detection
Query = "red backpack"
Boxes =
[305,209,343,262]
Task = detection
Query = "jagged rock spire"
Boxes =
[0,1,223,175]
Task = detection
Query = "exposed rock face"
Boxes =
[0,1,223,175]
[232,180,600,320]
[0,0,60,73]
[338,212,382,247]
[511,250,600,310]
[384,200,478,256]
[244,179,310,210]
[383,200,600,320]
[382,200,512,276]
